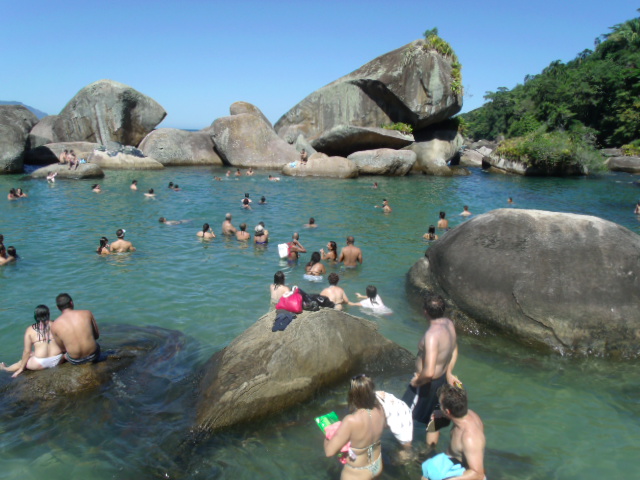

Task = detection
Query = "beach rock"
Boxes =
[348,148,416,176]
[212,113,299,168]
[30,162,105,179]
[0,325,186,403]
[606,156,640,174]
[409,128,463,176]
[28,115,59,148]
[600,148,622,157]
[293,134,317,156]
[282,153,358,178]
[485,154,586,176]
[407,209,640,358]
[24,141,99,165]
[50,79,166,146]
[460,149,483,167]
[311,125,414,157]
[466,139,497,151]
[275,39,462,142]
[229,101,272,128]
[138,128,222,166]
[88,150,164,170]
[195,309,413,432]
[0,105,39,173]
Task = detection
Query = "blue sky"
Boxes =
[2,1,636,130]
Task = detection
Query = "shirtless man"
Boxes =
[304,217,318,228]
[287,233,306,261]
[300,149,308,164]
[50,293,101,365]
[437,211,449,230]
[338,236,363,267]
[236,223,251,241]
[110,229,136,253]
[403,293,458,446]
[130,180,138,191]
[222,213,237,235]
[59,149,69,164]
[320,273,350,310]
[421,385,485,480]
[380,199,392,213]
[460,206,472,217]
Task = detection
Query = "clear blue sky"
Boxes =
[2,1,636,130]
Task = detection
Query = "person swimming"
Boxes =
[305,251,326,276]
[254,224,268,245]
[96,237,110,255]
[197,223,216,240]
[423,225,439,241]
[349,285,391,313]
[320,241,338,261]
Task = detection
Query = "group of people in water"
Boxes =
[7,187,27,200]
[0,234,19,266]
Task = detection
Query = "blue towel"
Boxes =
[422,453,465,480]
[273,310,296,332]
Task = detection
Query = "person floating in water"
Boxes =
[159,217,188,225]
[110,229,136,252]
[423,225,439,241]
[348,285,388,310]
[1,304,65,377]
[145,188,155,197]
[338,236,362,267]
[259,196,267,205]
[51,293,101,366]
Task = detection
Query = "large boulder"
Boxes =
[0,105,39,173]
[138,128,222,166]
[28,115,59,148]
[195,309,413,432]
[606,156,640,174]
[282,152,358,178]
[50,80,166,146]
[408,209,640,358]
[484,153,587,176]
[212,113,299,168]
[275,39,462,142]
[229,101,272,128]
[30,162,105,179]
[348,148,416,176]
[88,150,164,170]
[409,128,463,175]
[311,125,414,157]
[24,141,99,165]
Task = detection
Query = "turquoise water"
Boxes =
[0,167,639,479]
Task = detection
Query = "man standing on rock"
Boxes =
[51,293,101,365]
[403,293,459,447]
[338,236,363,267]
[222,213,237,236]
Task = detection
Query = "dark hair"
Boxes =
[328,241,337,252]
[428,225,436,234]
[439,211,446,219]
[168,182,174,188]
[366,285,378,304]
[259,221,265,227]
[56,293,73,311]
[307,251,321,268]
[243,198,249,205]
[245,193,250,198]
[92,184,99,189]
[7,246,17,258]
[309,217,315,224]
[240,223,247,231]
[348,374,379,412]
[32,305,51,342]
[174,184,179,189]
[132,180,137,184]
[9,188,16,196]
[159,217,166,223]
[437,384,468,418]
[116,229,125,238]
[202,223,210,235]
[96,237,108,254]
[328,272,340,286]
[0,245,6,257]
[423,293,446,319]
[261,196,266,202]
[273,271,285,287]
[148,188,154,194]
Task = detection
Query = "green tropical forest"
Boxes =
[460,12,640,170]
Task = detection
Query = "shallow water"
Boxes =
[0,167,639,479]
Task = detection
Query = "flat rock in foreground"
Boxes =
[195,309,413,432]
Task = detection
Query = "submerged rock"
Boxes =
[195,309,413,432]
[408,209,640,358]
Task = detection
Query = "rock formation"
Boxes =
[24,142,98,165]
[408,127,463,175]
[348,148,416,176]
[0,105,39,173]
[229,101,272,128]
[138,128,222,166]
[30,163,105,179]
[275,39,462,142]
[311,125,414,157]
[88,150,164,170]
[282,153,358,178]
[28,115,59,148]
[408,209,640,358]
[605,156,640,174]
[195,309,413,432]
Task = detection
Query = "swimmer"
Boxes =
[130,180,138,191]
[259,221,269,239]
[236,223,251,241]
[8,189,18,200]
[320,241,338,261]
[423,225,439,241]
[372,182,378,189]
[374,199,392,213]
[92,184,101,193]
[197,223,216,240]
[96,237,110,255]
[1,305,65,377]
[437,211,449,230]
[246,167,255,176]
[287,232,306,261]
[270,271,290,305]
[259,196,267,205]
[145,189,155,197]
[173,184,181,191]
[110,229,136,253]
[635,200,640,215]
[320,273,350,310]
[268,175,280,182]
[507,197,513,205]
[338,236,363,267]
[254,224,268,244]
[460,205,472,217]
[241,193,252,204]
[222,213,237,235]
[47,171,57,183]
[305,252,326,276]
[0,245,15,265]
[348,285,387,309]
[7,246,18,260]
[214,176,223,181]
[235,168,242,177]
[304,217,318,228]
[226,170,231,177]
[242,198,252,210]
[159,217,187,225]
[16,188,27,198]
[168,182,174,189]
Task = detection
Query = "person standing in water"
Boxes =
[110,229,136,253]
[437,211,449,230]
[287,232,306,261]
[96,237,110,255]
[1,305,65,377]
[197,223,216,240]
[320,273,350,310]
[222,213,237,236]
[338,236,363,267]
[236,223,251,241]
[320,241,338,261]
[130,180,138,191]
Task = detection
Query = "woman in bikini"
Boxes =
[270,271,290,305]
[423,225,438,241]
[305,251,326,276]
[96,236,110,255]
[197,223,216,240]
[320,241,338,261]
[324,374,385,479]
[1,305,64,377]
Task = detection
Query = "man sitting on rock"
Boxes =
[51,293,101,366]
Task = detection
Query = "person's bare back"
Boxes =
[50,294,100,362]
[110,239,135,253]
[338,236,362,267]
[320,285,348,310]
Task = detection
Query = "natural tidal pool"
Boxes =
[0,166,639,479]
